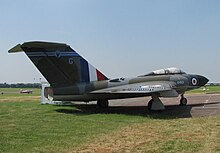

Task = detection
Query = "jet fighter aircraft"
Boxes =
[9,41,209,110]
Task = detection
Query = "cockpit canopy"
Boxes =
[140,67,186,77]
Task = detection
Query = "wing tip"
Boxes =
[8,44,23,53]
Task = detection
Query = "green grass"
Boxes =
[78,116,220,153]
[0,88,41,97]
[186,86,220,94]
[0,88,220,152]
[0,100,148,153]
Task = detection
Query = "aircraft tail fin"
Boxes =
[9,41,108,87]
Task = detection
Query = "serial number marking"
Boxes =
[177,80,184,85]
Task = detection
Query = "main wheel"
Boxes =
[180,97,187,106]
[97,100,109,108]
[148,99,153,111]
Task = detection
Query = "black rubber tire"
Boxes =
[180,98,187,106]
[97,100,109,108]
[148,99,153,111]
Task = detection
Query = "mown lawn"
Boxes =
[78,116,220,153]
[0,100,148,153]
[186,86,220,94]
[0,88,41,97]
[0,88,220,152]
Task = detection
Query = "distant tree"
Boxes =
[0,83,41,88]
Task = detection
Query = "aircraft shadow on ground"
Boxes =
[55,101,220,119]
[55,104,197,119]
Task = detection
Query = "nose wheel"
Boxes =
[180,94,187,106]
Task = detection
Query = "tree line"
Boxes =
[0,83,41,88]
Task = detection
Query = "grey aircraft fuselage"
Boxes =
[50,73,208,102]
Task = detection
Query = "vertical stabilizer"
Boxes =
[9,41,108,87]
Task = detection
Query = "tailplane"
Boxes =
[9,41,108,87]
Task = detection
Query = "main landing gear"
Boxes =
[148,94,165,111]
[148,94,188,111]
[180,94,187,106]
[97,100,109,108]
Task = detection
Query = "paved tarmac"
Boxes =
[109,94,220,118]
[66,94,220,118]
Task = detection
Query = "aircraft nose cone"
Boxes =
[197,75,209,86]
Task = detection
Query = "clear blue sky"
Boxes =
[1,0,220,83]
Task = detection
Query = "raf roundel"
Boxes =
[192,78,197,86]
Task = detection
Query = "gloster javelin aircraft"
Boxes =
[9,41,209,110]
